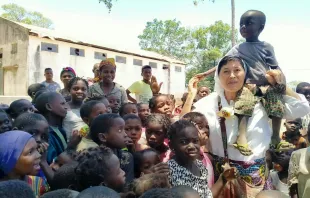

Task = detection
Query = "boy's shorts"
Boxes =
[234,84,285,118]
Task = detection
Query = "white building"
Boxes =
[0,17,186,103]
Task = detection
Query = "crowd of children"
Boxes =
[1,9,310,198]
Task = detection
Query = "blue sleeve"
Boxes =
[46,143,57,164]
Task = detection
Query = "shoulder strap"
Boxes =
[217,95,229,163]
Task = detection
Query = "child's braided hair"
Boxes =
[145,113,171,135]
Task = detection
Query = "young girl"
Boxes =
[63,77,89,140]
[145,113,171,162]
[149,94,174,118]
[119,103,138,117]
[133,148,161,178]
[7,99,34,120]
[88,59,128,113]
[76,100,109,152]
[89,114,134,184]
[75,146,126,192]
[182,112,214,187]
[0,109,12,133]
[167,120,238,198]
[270,152,291,196]
[137,103,151,127]
[0,130,46,197]
[59,67,76,102]
[123,114,148,152]
[35,92,68,164]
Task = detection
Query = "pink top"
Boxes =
[200,148,214,187]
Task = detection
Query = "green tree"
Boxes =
[138,19,190,60]
[1,3,53,29]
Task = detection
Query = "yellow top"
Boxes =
[128,80,153,103]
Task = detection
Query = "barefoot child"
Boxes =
[167,120,238,198]
[225,10,286,155]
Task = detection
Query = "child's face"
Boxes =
[15,138,41,176]
[108,95,121,113]
[145,122,166,148]
[44,69,53,80]
[193,116,209,146]
[49,94,68,118]
[198,87,210,98]
[138,104,150,121]
[0,112,12,133]
[125,118,142,143]
[285,120,301,133]
[50,152,74,171]
[70,80,88,102]
[105,118,128,149]
[13,100,34,118]
[140,151,160,175]
[104,154,126,192]
[61,72,74,87]
[88,103,108,125]
[123,104,138,117]
[153,95,173,117]
[100,98,112,113]
[299,86,310,103]
[142,68,152,81]
[23,120,49,144]
[100,65,116,83]
[170,126,200,161]
[239,11,264,41]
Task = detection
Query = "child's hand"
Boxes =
[67,130,82,149]
[151,76,163,94]
[38,142,49,162]
[149,162,170,175]
[221,163,238,182]
[266,69,285,86]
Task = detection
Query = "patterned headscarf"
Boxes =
[99,58,116,71]
[0,131,33,178]
[60,67,76,78]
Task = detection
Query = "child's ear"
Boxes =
[259,24,265,33]
[46,103,52,111]
[98,133,107,144]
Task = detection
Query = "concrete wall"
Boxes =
[0,18,29,96]
[28,36,185,97]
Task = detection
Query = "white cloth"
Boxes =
[63,108,86,140]
[193,65,310,161]
[270,170,289,196]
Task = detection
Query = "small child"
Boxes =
[76,100,108,152]
[35,92,68,164]
[145,113,171,162]
[182,112,214,187]
[50,149,77,171]
[123,114,148,152]
[167,120,237,198]
[197,86,210,100]
[226,10,287,155]
[133,148,161,178]
[0,109,12,133]
[27,83,47,100]
[89,114,134,184]
[77,186,120,198]
[50,161,79,190]
[130,173,171,197]
[119,103,138,117]
[7,99,34,120]
[63,77,89,140]
[84,94,112,114]
[282,118,307,150]
[137,103,151,127]
[269,152,291,197]
[75,146,126,192]
[108,94,121,114]
[149,94,174,118]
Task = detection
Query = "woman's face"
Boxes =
[100,65,116,83]
[13,138,41,177]
[61,72,74,87]
[218,60,246,93]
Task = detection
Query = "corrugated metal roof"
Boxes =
[3,17,185,65]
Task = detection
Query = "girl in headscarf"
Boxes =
[183,55,310,198]
[0,130,49,196]
[88,58,128,114]
[59,67,76,102]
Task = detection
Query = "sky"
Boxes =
[0,0,309,83]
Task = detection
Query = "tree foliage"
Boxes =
[1,3,53,29]
[98,0,117,12]
[138,19,235,90]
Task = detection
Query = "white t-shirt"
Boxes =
[270,170,289,197]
